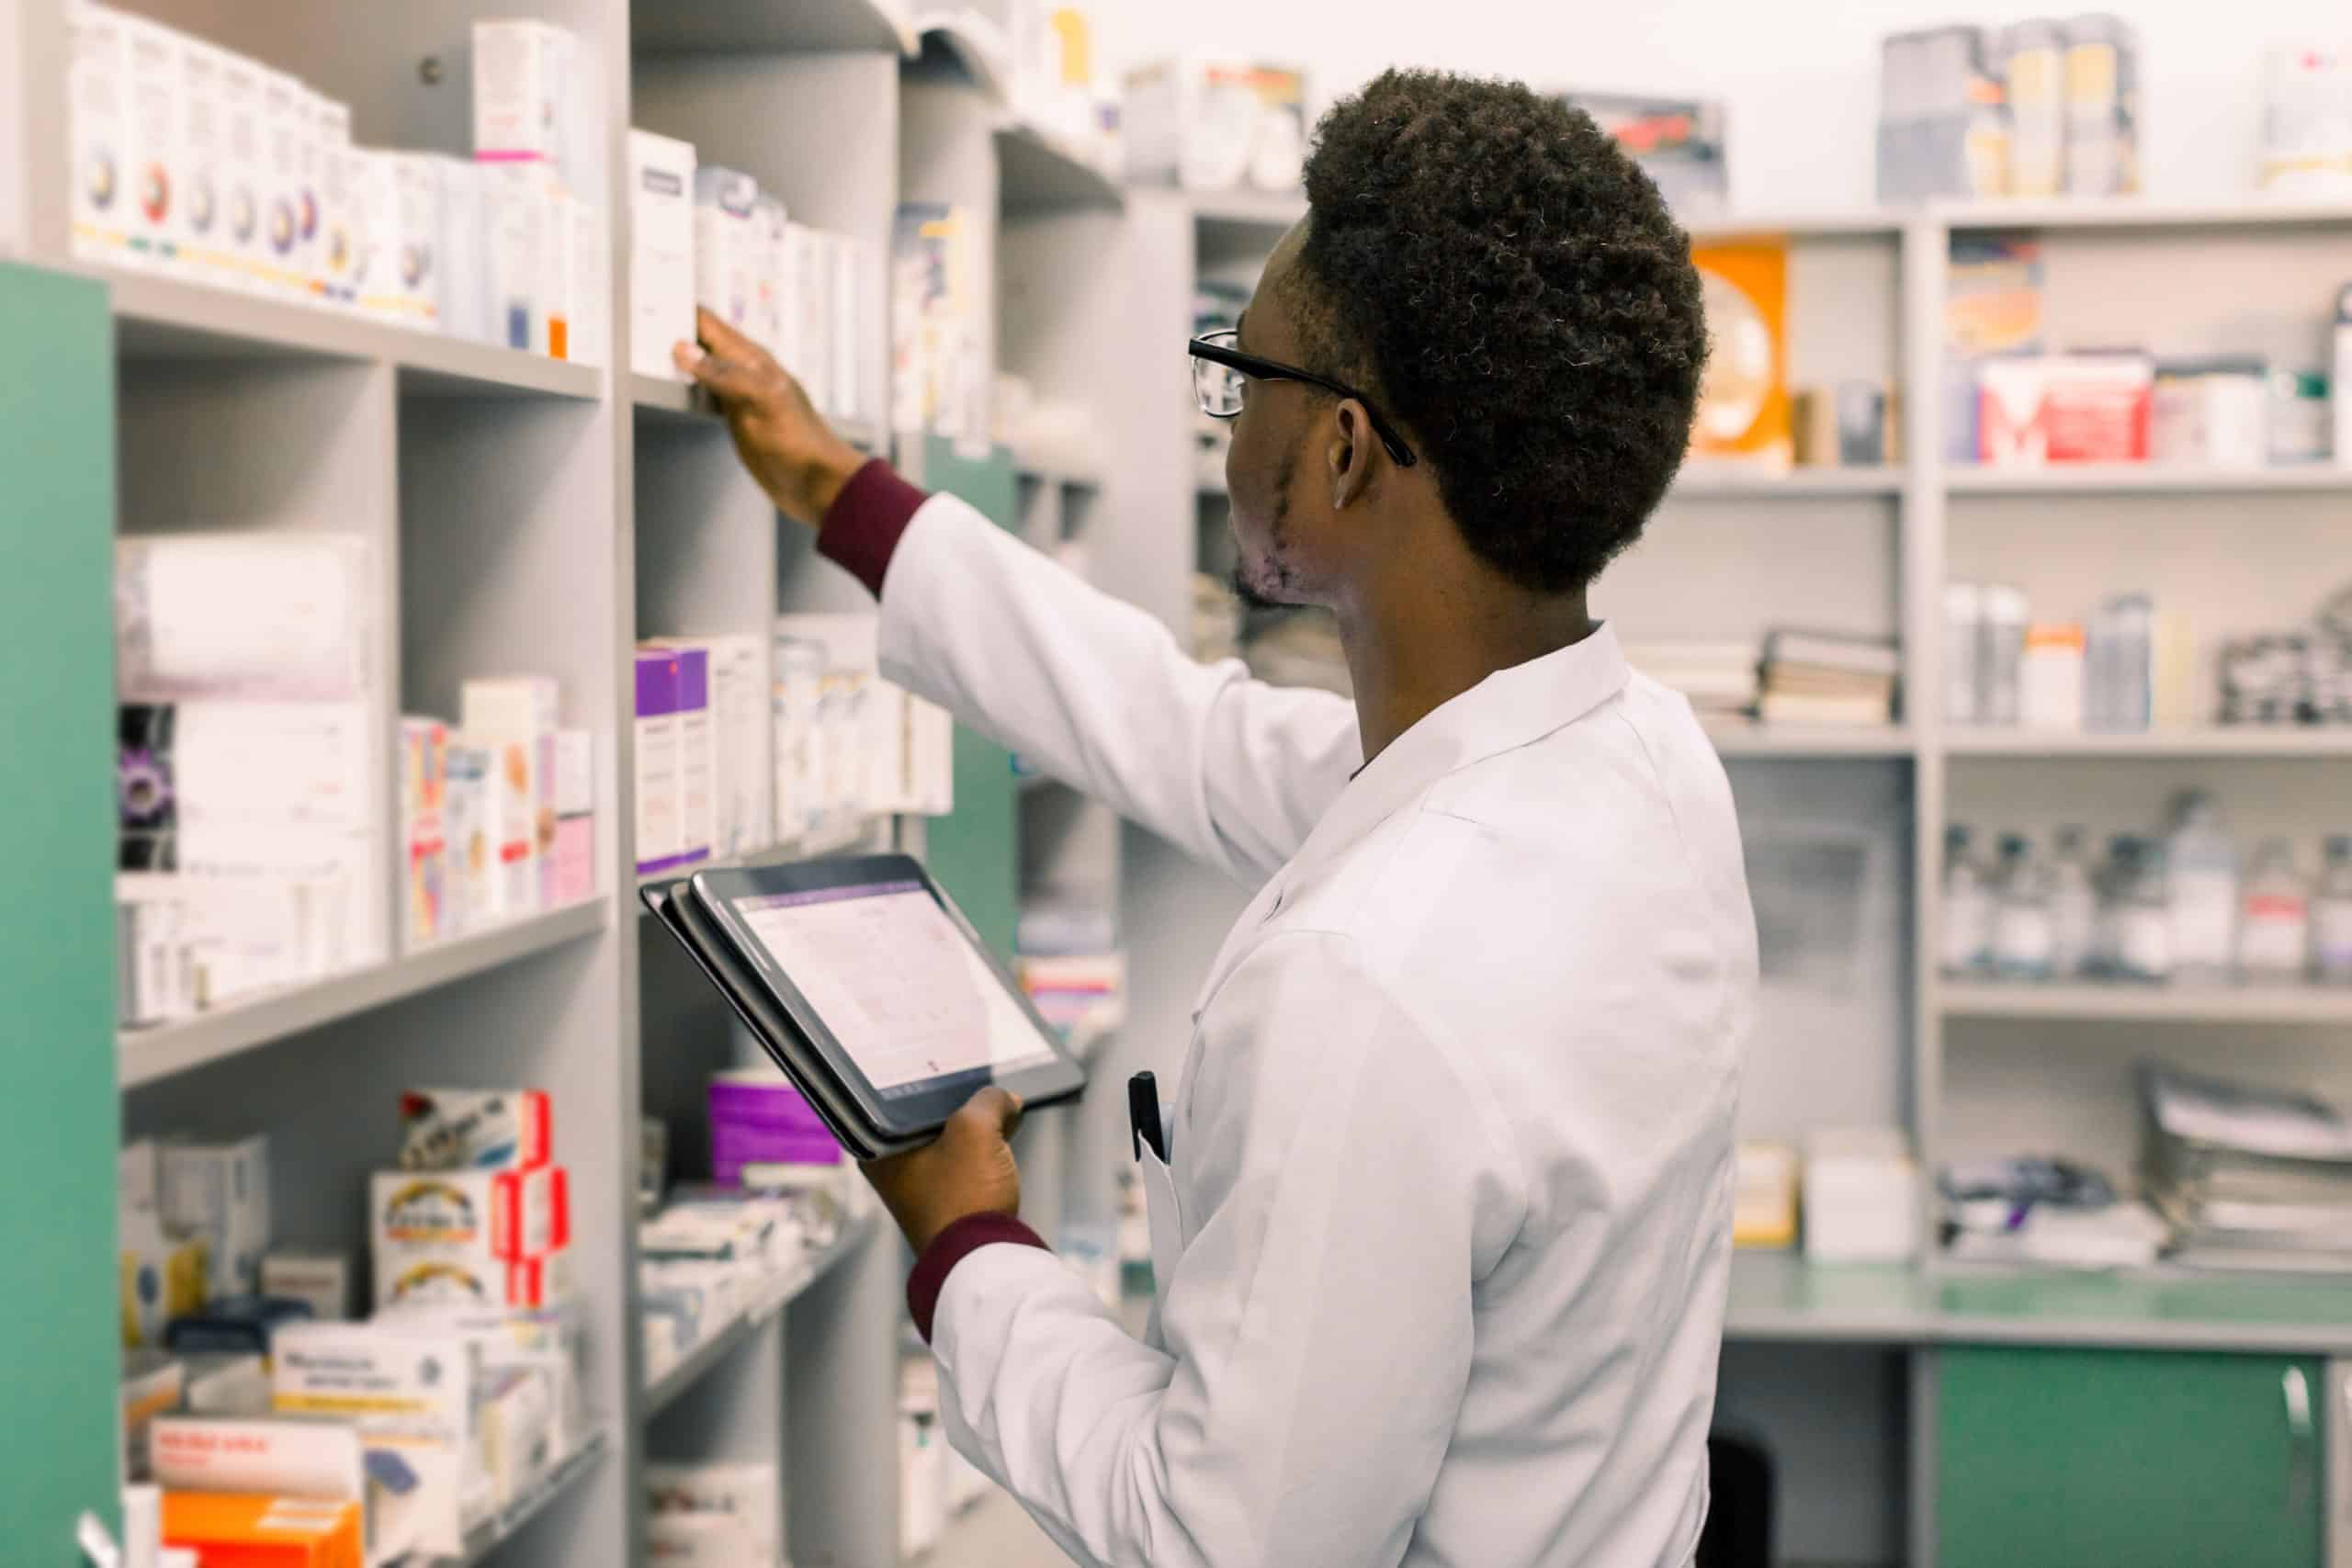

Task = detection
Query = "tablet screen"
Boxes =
[728,879,1058,1098]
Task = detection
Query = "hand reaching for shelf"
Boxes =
[674,308,867,526]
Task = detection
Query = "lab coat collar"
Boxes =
[1189,623,1630,1026]
[1285,621,1631,886]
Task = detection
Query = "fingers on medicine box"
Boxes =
[398,1088,553,1171]
[373,1165,567,1263]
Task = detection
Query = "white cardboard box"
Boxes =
[693,165,761,336]
[372,1164,565,1285]
[483,162,548,352]
[150,1414,366,1503]
[628,129,696,380]
[646,1461,783,1560]
[462,675,560,914]
[68,1,135,265]
[435,155,490,344]
[312,96,357,307]
[470,19,579,184]
[567,197,609,368]
[120,12,180,275]
[257,68,307,298]
[752,194,788,354]
[217,49,267,292]
[160,1134,270,1299]
[648,636,766,860]
[170,32,230,288]
[270,1322,487,1558]
[260,1251,350,1321]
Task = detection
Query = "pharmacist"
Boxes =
[683,70,1756,1568]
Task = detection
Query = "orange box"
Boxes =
[162,1494,364,1568]
[1689,243,1792,469]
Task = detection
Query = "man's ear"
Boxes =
[1328,400,1376,511]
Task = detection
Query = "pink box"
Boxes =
[550,814,594,907]
[1978,355,2152,464]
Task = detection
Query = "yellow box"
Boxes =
[1689,243,1792,470]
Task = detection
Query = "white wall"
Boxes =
[1099,0,2349,210]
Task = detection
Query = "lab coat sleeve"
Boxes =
[928,932,1526,1568]
[872,491,1362,887]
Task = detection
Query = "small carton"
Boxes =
[258,69,308,297]
[151,1415,366,1504]
[399,716,448,949]
[218,50,268,291]
[378,1246,571,1313]
[470,20,580,184]
[160,1134,270,1299]
[259,1252,351,1323]
[269,1321,487,1558]
[121,1201,209,1349]
[311,96,358,307]
[161,1494,364,1568]
[69,1,137,265]
[371,1166,564,1271]
[628,129,698,380]
[694,165,761,335]
[123,1350,187,1481]
[399,1088,554,1172]
[484,163,547,352]
[634,648,685,874]
[442,741,492,936]
[121,13,181,273]
[171,31,230,287]
[461,676,560,914]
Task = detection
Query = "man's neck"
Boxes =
[1337,577,1595,762]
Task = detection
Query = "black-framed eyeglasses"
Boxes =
[1188,330,1418,468]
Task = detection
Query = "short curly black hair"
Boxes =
[1293,69,1707,593]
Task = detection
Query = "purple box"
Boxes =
[633,647,707,876]
[709,1072,842,1185]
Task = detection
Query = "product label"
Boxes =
[381,1178,481,1244]
[2239,898,2310,974]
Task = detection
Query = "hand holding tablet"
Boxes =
[639,854,1086,1160]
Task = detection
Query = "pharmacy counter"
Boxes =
[1725,1251,2352,1354]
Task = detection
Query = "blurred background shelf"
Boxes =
[1936,980,2352,1025]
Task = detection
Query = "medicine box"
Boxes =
[292,89,327,299]
[470,20,579,184]
[151,1415,366,1506]
[435,156,490,344]
[270,1321,485,1558]
[123,1350,186,1480]
[539,187,572,359]
[121,12,179,274]
[694,165,761,334]
[399,1088,554,1172]
[2063,15,2140,197]
[647,1461,784,1563]
[1802,1128,1920,1263]
[390,152,444,331]
[1978,354,2152,465]
[182,1350,273,1416]
[259,69,307,298]
[259,1252,350,1323]
[120,1201,209,1349]
[161,1134,270,1299]
[566,197,609,368]
[791,221,835,415]
[634,648,686,874]
[2019,622,2087,731]
[456,729,537,921]
[162,1493,364,1568]
[157,701,377,823]
[351,148,400,320]
[830,231,861,421]
[442,741,492,936]
[553,730,594,819]
[218,51,268,290]
[463,675,560,913]
[372,1165,565,1269]
[172,31,229,288]
[312,96,357,306]
[116,530,373,703]
[483,163,546,353]
[69,1,136,265]
[674,648,716,868]
[752,194,788,353]
[400,716,448,948]
[648,636,766,860]
[773,636,825,840]
[628,129,697,380]
[1875,26,2008,202]
[1123,60,1307,191]
[481,1364,558,1507]
[379,1246,571,1313]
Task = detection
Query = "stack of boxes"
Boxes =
[774,615,954,845]
[129,1084,585,1563]
[113,533,386,1025]
[625,127,880,425]
[398,682,594,951]
[1875,17,2139,203]
[647,1462,786,1565]
[66,5,607,364]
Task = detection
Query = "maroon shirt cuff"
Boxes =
[906,1212,1050,1343]
[816,457,931,599]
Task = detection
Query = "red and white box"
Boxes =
[1979,354,2152,465]
[398,1088,553,1171]
[372,1164,566,1269]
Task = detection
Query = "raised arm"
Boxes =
[681,311,1359,888]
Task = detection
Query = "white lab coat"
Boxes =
[876,493,1758,1568]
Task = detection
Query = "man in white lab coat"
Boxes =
[680,67,1756,1568]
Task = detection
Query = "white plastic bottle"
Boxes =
[2237,839,2311,986]
[2048,826,2099,978]
[2312,835,2352,987]
[1940,825,1994,977]
[2117,839,2175,985]
[1991,833,2056,980]
[2165,791,2240,984]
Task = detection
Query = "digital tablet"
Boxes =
[657,854,1086,1153]
[641,882,917,1161]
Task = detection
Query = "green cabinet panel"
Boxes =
[1939,1346,2324,1568]
[913,435,1019,960]
[0,264,120,1555]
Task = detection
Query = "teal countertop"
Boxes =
[1725,1251,2352,1354]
